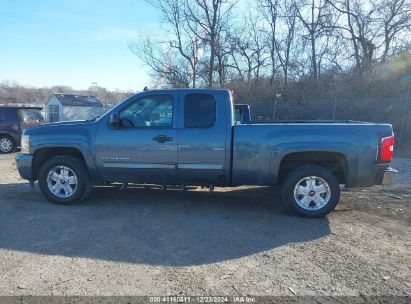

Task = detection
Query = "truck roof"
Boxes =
[0,105,43,110]
[140,88,230,94]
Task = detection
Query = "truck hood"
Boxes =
[28,120,92,128]
[23,120,97,136]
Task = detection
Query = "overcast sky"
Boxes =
[0,0,164,91]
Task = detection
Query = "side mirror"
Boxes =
[109,112,120,128]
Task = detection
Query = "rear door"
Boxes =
[177,91,228,184]
[0,108,6,132]
[0,108,4,125]
[0,108,20,145]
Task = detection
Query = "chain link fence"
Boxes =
[245,97,411,158]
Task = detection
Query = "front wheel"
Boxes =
[38,155,92,205]
[282,165,340,218]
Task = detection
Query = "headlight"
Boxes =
[21,135,30,154]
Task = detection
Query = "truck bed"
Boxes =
[231,122,393,187]
[246,120,372,124]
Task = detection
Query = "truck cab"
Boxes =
[95,89,233,185]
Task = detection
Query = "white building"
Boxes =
[45,94,104,122]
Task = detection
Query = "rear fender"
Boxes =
[271,142,358,186]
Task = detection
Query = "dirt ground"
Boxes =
[0,152,410,297]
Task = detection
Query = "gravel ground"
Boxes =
[0,153,409,297]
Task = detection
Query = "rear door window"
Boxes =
[0,108,14,121]
[184,93,216,128]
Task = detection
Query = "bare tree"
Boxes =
[227,12,269,84]
[129,37,191,88]
[326,0,379,74]
[144,0,201,87]
[185,0,235,87]
[258,0,280,85]
[215,33,233,86]
[275,0,298,92]
[295,0,334,81]
[326,0,410,74]
[130,0,410,100]
[376,0,411,63]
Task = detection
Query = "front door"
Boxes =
[95,93,178,183]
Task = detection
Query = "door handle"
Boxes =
[153,135,173,143]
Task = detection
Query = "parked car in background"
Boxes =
[0,106,44,153]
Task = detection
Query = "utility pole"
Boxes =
[91,82,97,96]
[273,93,281,120]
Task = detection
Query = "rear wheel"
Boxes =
[0,135,16,153]
[282,165,340,218]
[38,155,92,205]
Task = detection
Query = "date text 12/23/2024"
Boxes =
[149,296,256,303]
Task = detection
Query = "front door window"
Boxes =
[119,94,173,128]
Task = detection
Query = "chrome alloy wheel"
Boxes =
[293,176,331,211]
[47,166,78,198]
[0,137,13,153]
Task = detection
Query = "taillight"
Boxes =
[380,134,394,162]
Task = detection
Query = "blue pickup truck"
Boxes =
[15,89,397,217]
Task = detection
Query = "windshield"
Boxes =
[17,109,44,122]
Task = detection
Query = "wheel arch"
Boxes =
[32,145,96,180]
[0,132,17,141]
[272,142,358,186]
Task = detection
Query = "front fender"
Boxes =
[31,139,98,179]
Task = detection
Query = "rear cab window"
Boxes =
[184,93,216,128]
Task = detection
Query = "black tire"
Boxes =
[281,164,340,218]
[38,155,92,205]
[0,135,16,153]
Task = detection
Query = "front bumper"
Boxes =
[376,167,398,185]
[15,153,34,180]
